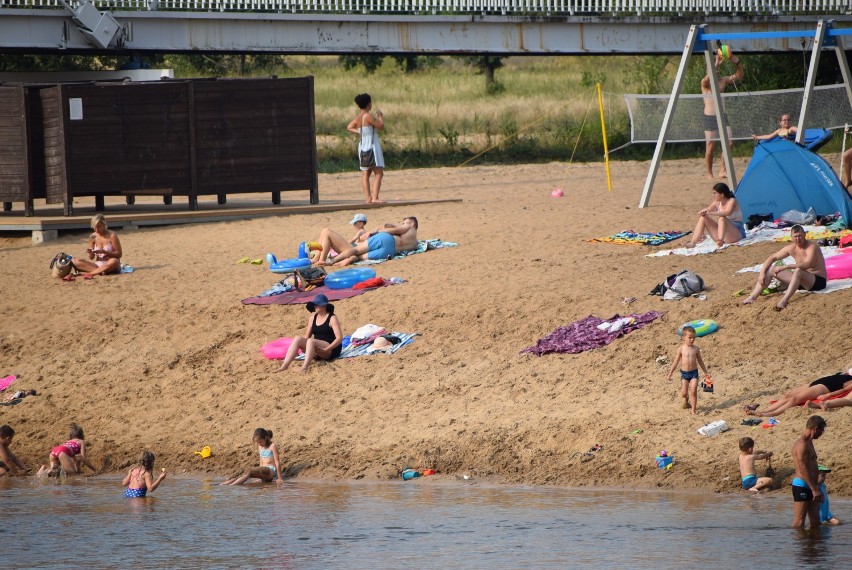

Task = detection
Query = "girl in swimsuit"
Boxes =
[276,293,343,373]
[752,113,798,142]
[123,451,167,498]
[220,428,284,485]
[71,214,123,278]
[39,424,97,476]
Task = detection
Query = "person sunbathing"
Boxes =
[315,217,419,267]
[746,369,852,417]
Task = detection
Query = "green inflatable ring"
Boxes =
[677,319,718,337]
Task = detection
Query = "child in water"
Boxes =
[123,451,167,498]
[666,326,710,414]
[0,425,29,475]
[738,437,774,492]
[38,424,97,476]
[220,428,284,485]
[818,465,841,525]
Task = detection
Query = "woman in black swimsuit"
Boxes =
[276,293,343,373]
[746,368,852,417]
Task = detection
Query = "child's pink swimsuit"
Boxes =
[50,440,81,458]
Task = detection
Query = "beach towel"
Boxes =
[586,230,689,246]
[521,311,664,356]
[0,375,15,392]
[647,224,851,258]
[295,332,418,360]
[241,281,400,306]
[355,239,458,265]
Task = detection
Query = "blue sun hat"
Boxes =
[306,293,334,313]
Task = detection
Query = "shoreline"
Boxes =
[1,158,850,498]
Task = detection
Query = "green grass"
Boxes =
[165,54,850,172]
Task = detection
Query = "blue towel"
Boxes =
[296,332,418,360]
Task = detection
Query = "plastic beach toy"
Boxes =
[325,267,376,290]
[194,446,212,459]
[551,188,564,198]
[718,44,731,59]
[401,468,422,480]
[677,319,718,338]
[260,337,299,360]
[267,254,312,274]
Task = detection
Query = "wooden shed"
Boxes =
[0,84,45,216]
[2,77,318,216]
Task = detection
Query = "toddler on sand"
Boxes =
[738,437,773,492]
[123,451,167,498]
[666,326,709,414]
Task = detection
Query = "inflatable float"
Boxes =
[325,267,376,290]
[677,319,718,337]
[260,337,299,359]
[826,252,852,280]
[267,254,311,274]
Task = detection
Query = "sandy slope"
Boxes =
[1,156,850,496]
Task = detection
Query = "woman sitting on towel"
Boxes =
[276,293,343,373]
[686,182,746,248]
[71,214,122,278]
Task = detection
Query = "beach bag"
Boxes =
[49,252,75,278]
[359,147,376,169]
[295,266,327,289]
[650,270,704,300]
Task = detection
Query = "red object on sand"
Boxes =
[421,469,436,476]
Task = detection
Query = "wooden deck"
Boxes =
[0,195,463,244]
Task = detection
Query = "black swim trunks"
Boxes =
[703,114,718,132]
[809,373,852,392]
[792,484,814,502]
[799,274,827,292]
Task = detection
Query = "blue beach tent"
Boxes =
[736,137,852,224]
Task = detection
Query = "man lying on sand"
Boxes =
[315,217,419,267]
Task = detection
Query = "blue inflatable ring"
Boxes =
[267,254,311,274]
[677,319,718,338]
[325,267,376,290]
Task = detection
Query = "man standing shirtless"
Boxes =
[701,49,744,180]
[790,415,826,528]
[316,217,419,266]
[742,225,826,310]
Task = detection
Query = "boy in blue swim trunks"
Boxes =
[738,437,773,493]
[666,326,709,415]
[316,217,419,267]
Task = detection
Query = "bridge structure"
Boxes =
[0,0,850,55]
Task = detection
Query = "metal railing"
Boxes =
[2,0,849,14]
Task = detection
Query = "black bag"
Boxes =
[294,266,327,290]
[359,148,376,169]
[746,213,773,230]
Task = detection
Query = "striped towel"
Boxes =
[296,332,418,360]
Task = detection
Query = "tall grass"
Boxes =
[202,54,848,172]
[267,55,647,171]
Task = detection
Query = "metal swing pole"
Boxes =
[638,24,703,209]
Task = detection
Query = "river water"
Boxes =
[2,477,849,569]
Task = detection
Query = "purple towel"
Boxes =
[522,311,665,356]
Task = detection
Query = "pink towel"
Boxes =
[0,375,15,392]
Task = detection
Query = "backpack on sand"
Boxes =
[650,270,705,300]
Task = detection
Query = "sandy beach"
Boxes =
[1,155,850,496]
